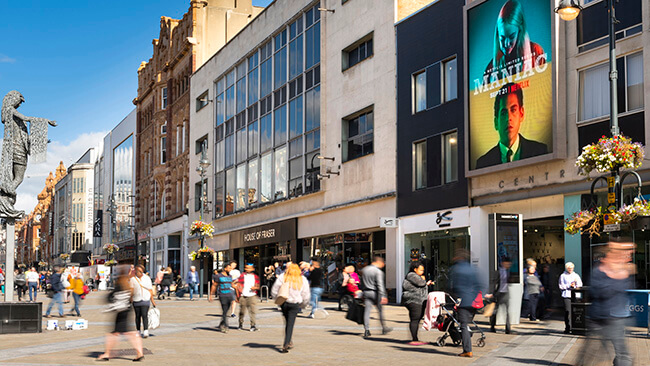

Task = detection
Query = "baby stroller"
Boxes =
[434,293,486,348]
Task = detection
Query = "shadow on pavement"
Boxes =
[500,356,572,365]
[242,342,280,352]
[390,345,459,356]
[193,326,221,332]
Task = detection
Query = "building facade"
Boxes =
[135,0,263,276]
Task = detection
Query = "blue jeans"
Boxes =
[188,283,198,299]
[28,283,38,301]
[46,291,63,316]
[309,287,324,315]
[71,292,81,316]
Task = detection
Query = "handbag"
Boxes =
[61,277,71,289]
[148,307,161,330]
[345,299,365,325]
[274,282,290,305]
[482,301,496,317]
[471,291,484,309]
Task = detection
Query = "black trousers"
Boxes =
[133,302,150,331]
[405,301,425,341]
[457,307,476,354]
[219,295,234,329]
[281,302,300,348]
[490,291,510,331]
[564,298,572,331]
[528,294,539,321]
[16,285,26,299]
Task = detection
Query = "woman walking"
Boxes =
[96,265,144,362]
[130,265,154,338]
[525,265,543,322]
[159,267,173,300]
[402,261,433,345]
[68,273,85,316]
[14,268,27,301]
[271,264,310,353]
[209,264,235,332]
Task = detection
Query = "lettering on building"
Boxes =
[244,229,276,242]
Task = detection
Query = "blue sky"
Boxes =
[0,0,272,213]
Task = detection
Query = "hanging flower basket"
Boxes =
[38,261,48,267]
[565,198,650,236]
[190,221,215,237]
[576,135,644,176]
[59,253,70,261]
[103,243,120,254]
[188,246,215,261]
[17,263,26,269]
[104,259,117,267]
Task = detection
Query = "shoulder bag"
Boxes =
[135,277,156,308]
[274,281,290,305]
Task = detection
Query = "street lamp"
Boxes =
[554,0,582,21]
[195,141,211,297]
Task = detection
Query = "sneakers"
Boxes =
[250,326,259,332]
[142,330,149,338]
[408,341,427,346]
[382,327,393,335]
[308,314,315,319]
[458,352,473,358]
[230,313,236,318]
[363,330,371,339]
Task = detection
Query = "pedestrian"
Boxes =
[237,263,260,331]
[15,268,27,301]
[209,264,234,332]
[160,267,173,299]
[228,261,241,317]
[274,262,284,277]
[539,264,552,319]
[402,261,433,345]
[271,263,310,353]
[68,272,85,316]
[559,262,582,334]
[488,257,512,334]
[360,256,391,339]
[582,237,635,366]
[450,249,482,358]
[186,266,199,301]
[96,265,144,362]
[525,265,543,322]
[0,269,4,295]
[307,259,326,318]
[342,265,362,298]
[26,267,39,302]
[45,266,64,318]
[131,264,154,338]
[154,267,164,297]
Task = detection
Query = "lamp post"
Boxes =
[196,142,211,297]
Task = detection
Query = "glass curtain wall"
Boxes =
[214,3,321,217]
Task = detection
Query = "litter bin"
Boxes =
[571,287,590,335]
[626,290,650,336]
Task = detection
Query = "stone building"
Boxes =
[134,0,263,276]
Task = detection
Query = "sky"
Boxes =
[0,0,273,213]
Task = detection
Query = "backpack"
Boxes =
[15,274,26,286]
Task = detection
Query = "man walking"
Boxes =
[308,259,326,318]
[237,263,260,331]
[450,249,482,358]
[361,257,391,338]
[488,257,512,334]
[45,266,64,318]
[26,267,39,302]
[186,266,199,301]
[229,260,241,317]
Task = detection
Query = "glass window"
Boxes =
[343,38,373,70]
[289,137,303,158]
[226,69,235,87]
[305,129,320,152]
[289,18,302,40]
[248,159,258,206]
[248,67,258,105]
[236,128,247,163]
[343,110,373,162]
[305,85,320,132]
[274,30,287,51]
[626,52,644,111]
[214,172,224,217]
[225,168,235,215]
[274,47,287,89]
[414,141,427,190]
[443,132,458,183]
[289,95,303,138]
[305,150,320,193]
[248,121,258,157]
[443,58,457,102]
[225,85,235,120]
[289,156,302,198]
[260,59,272,97]
[225,134,234,168]
[236,77,246,113]
[194,181,202,212]
[260,153,272,203]
[579,63,610,121]
[196,90,209,111]
[289,35,303,80]
[248,52,258,71]
[236,164,246,211]
[260,114,272,152]
[274,105,287,146]
[161,87,168,109]
[305,22,320,69]
[216,92,225,126]
[414,71,426,113]
[274,146,287,200]
[215,140,225,172]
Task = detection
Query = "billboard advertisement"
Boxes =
[468,0,553,170]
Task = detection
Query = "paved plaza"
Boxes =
[0,292,648,365]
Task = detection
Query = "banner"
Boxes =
[468,0,553,170]
[93,210,103,238]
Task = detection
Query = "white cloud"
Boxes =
[0,131,108,215]
[0,54,16,63]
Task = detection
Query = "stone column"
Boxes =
[4,219,15,302]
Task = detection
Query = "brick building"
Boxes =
[134,0,263,275]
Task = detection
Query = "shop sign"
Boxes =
[603,213,620,232]
[380,217,399,228]
[436,211,453,227]
[230,219,297,248]
[93,210,103,238]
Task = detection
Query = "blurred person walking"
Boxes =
[44,266,64,318]
[130,265,154,338]
[160,267,173,299]
[271,263,310,353]
[26,267,39,302]
[450,249,482,358]
[361,257,391,339]
[209,264,234,332]
[14,268,26,301]
[488,257,512,334]
[237,263,260,331]
[228,261,241,317]
[96,265,144,362]
[68,273,85,316]
[559,262,582,334]
[186,266,199,301]
[308,259,326,318]
[402,261,432,345]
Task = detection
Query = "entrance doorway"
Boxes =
[405,228,469,292]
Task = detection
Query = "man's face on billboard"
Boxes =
[495,93,524,148]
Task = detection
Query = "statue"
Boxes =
[0,91,56,218]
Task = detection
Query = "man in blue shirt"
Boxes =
[186,266,199,301]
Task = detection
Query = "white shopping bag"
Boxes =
[148,307,160,330]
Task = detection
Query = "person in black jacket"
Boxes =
[402,261,433,345]
[45,266,64,317]
[159,267,173,300]
[487,258,512,334]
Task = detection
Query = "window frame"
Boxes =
[342,106,374,163]
[412,69,427,114]
[161,87,168,110]
[342,32,374,71]
[442,130,458,184]
[196,90,209,111]
[413,140,427,191]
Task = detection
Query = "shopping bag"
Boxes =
[148,306,161,330]
[346,300,365,325]
[274,282,289,305]
[482,302,496,317]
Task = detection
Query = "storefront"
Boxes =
[229,219,298,273]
